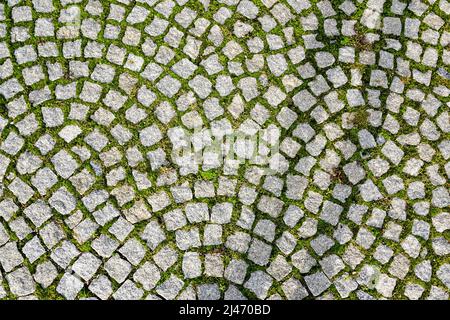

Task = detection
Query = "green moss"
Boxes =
[199,169,218,181]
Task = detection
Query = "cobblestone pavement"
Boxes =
[0,0,449,300]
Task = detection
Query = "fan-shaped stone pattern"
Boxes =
[0,0,449,300]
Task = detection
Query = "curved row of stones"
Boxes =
[0,0,449,300]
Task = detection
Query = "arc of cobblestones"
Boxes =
[0,0,449,300]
